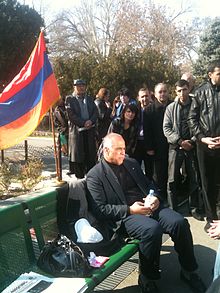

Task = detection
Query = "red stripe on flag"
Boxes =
[0,75,59,150]
[0,32,46,103]
[0,31,60,150]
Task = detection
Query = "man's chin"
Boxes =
[114,158,125,165]
[119,157,125,165]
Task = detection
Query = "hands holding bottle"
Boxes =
[129,195,160,216]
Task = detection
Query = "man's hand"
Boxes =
[143,196,160,212]
[147,150,155,156]
[129,201,151,215]
[129,197,160,216]
[149,196,160,212]
[201,137,220,149]
[84,120,93,128]
[208,220,220,239]
[180,140,193,151]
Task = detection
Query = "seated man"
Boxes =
[86,133,206,293]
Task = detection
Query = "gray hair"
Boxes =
[103,133,123,148]
[97,133,123,161]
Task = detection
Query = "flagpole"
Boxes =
[41,28,61,182]
[49,107,62,181]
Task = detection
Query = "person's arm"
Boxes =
[129,201,154,215]
[88,97,98,125]
[188,94,220,149]
[54,107,68,134]
[86,170,128,221]
[87,164,153,218]
[188,94,204,140]
[65,96,85,127]
[107,118,120,134]
[95,99,111,121]
[143,107,155,155]
[163,103,181,145]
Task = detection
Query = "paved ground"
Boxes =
[113,215,218,293]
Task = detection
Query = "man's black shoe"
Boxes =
[138,274,159,293]
[180,271,206,293]
[191,208,204,221]
[204,221,212,233]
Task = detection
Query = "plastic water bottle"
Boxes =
[144,189,154,216]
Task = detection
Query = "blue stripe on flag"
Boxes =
[0,53,52,127]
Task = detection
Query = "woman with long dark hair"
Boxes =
[108,103,139,157]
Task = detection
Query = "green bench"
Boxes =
[0,203,36,291]
[0,185,139,292]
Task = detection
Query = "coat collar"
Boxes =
[101,159,126,203]
[100,158,147,203]
[123,159,147,195]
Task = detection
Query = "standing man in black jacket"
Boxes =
[144,83,171,203]
[188,61,220,232]
[133,87,153,179]
[163,80,203,219]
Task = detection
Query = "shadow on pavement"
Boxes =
[158,244,215,292]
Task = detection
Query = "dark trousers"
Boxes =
[123,207,197,279]
[154,157,168,202]
[133,140,154,180]
[167,147,201,211]
[69,132,96,178]
[197,145,220,221]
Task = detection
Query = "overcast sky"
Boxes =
[20,0,220,25]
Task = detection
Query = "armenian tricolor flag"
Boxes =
[0,31,60,150]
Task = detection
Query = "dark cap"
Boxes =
[73,79,86,86]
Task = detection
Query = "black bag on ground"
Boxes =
[37,234,91,277]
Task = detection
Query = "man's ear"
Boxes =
[103,146,109,155]
[208,72,212,79]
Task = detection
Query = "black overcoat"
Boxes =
[65,94,98,163]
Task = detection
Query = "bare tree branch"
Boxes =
[48,0,202,65]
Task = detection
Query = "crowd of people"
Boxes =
[54,60,220,293]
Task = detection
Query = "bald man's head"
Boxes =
[181,73,195,92]
[103,133,126,165]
